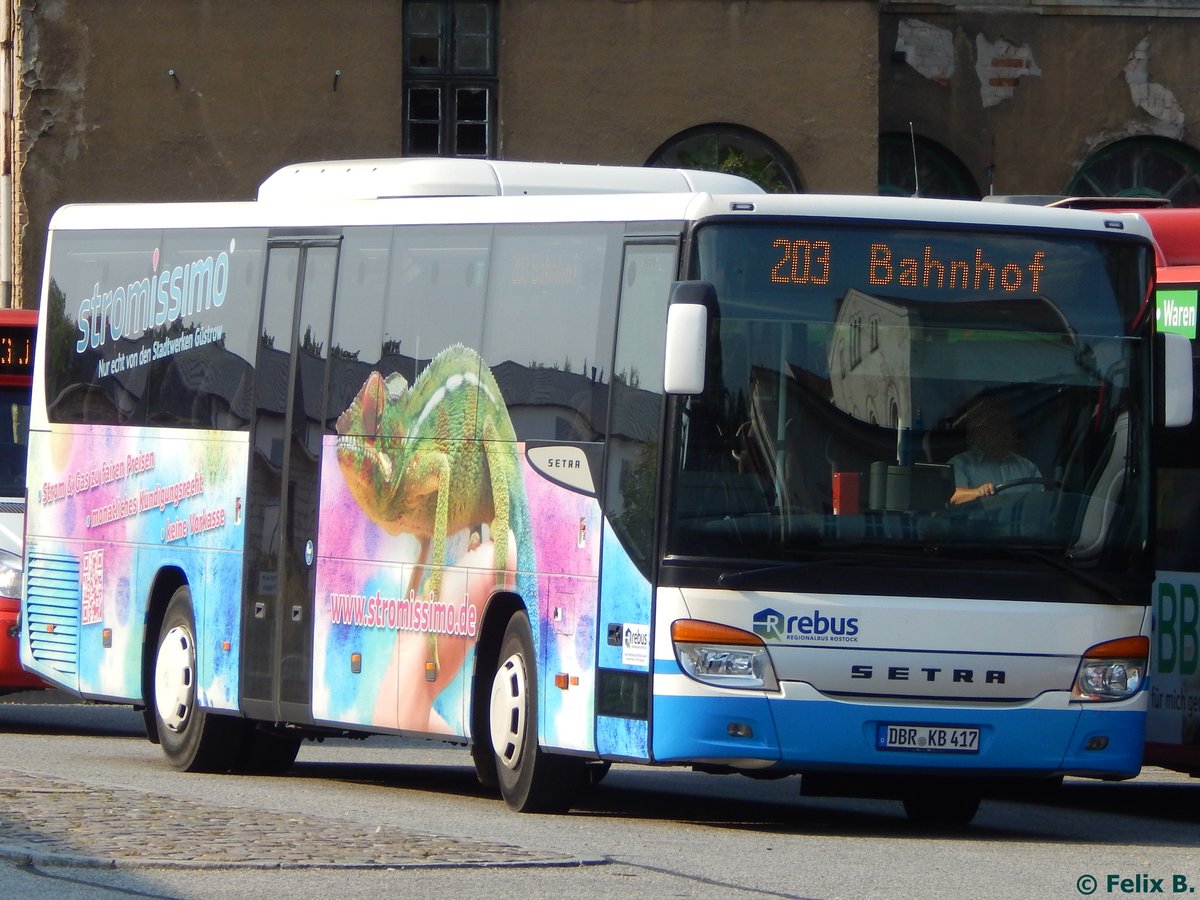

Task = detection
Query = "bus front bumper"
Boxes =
[651,680,1145,779]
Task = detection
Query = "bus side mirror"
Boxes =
[1159,332,1194,428]
[664,281,716,395]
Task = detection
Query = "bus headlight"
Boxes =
[671,619,779,691]
[1072,636,1148,702]
[0,548,20,600]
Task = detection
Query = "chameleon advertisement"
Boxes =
[25,425,247,707]
[27,338,613,752]
[313,344,603,751]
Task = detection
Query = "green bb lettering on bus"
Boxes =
[1157,580,1199,676]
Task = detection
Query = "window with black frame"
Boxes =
[403,1,497,158]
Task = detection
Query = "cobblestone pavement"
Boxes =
[0,768,587,870]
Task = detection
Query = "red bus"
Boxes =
[1136,207,1200,775]
[0,308,40,692]
[987,199,1200,776]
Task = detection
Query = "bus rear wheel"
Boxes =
[152,586,245,773]
[488,612,584,813]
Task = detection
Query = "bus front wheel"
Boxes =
[488,611,584,813]
[901,781,982,827]
[151,586,245,773]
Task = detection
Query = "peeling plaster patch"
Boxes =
[896,19,955,85]
[1125,37,1185,138]
[975,35,1041,108]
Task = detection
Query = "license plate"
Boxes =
[877,724,980,753]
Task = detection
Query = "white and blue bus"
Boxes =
[19,159,1191,824]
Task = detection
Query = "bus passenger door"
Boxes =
[596,239,677,761]
[241,238,340,725]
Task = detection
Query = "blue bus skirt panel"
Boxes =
[651,687,1146,778]
[1060,706,1146,777]
[651,691,783,764]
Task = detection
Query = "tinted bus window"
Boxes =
[482,223,621,441]
[44,229,265,428]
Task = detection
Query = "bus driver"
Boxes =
[948,397,1042,506]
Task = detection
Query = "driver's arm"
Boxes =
[950,482,995,505]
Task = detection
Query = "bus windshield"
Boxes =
[0,386,30,498]
[667,221,1153,580]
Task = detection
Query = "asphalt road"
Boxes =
[1,692,1199,899]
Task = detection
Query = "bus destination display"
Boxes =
[770,236,1047,294]
[0,324,33,377]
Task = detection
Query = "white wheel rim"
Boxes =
[154,624,195,733]
[489,651,528,771]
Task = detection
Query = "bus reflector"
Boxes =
[1082,636,1148,659]
[671,619,763,646]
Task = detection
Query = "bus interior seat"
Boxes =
[1069,410,1129,559]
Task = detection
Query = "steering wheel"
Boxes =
[992,477,1061,494]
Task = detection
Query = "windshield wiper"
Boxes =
[932,544,1125,603]
[717,559,838,588]
[714,549,917,588]
[1009,547,1126,603]
[713,544,1127,602]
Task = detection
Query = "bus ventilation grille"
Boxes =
[25,550,81,677]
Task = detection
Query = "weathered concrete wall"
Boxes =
[13,0,407,308]
[880,8,1200,195]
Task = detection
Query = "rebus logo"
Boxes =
[753,607,860,642]
[753,607,786,641]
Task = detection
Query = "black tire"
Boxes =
[470,627,500,790]
[140,704,160,744]
[488,612,585,813]
[471,737,500,789]
[151,586,247,773]
[236,727,302,775]
[901,782,982,827]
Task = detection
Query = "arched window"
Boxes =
[1068,137,1200,207]
[647,124,800,193]
[878,133,980,200]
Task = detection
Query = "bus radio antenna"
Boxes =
[910,121,920,198]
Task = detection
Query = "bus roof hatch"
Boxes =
[256,157,765,202]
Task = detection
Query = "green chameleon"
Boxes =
[334,344,534,681]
